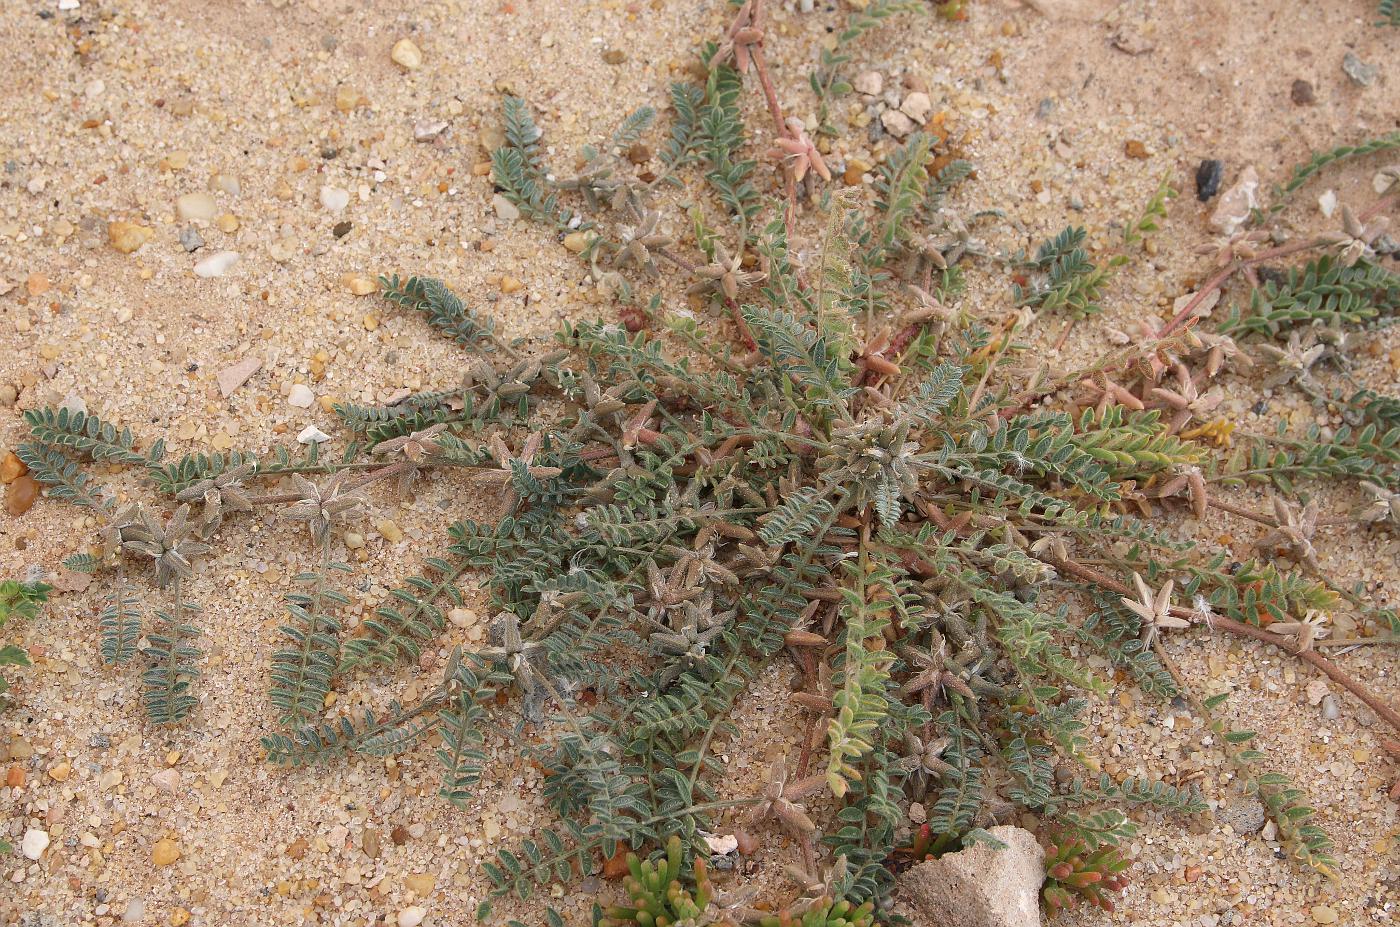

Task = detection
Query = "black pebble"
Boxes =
[333,221,353,239]
[1195,159,1224,202]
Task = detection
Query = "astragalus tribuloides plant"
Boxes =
[9,0,1400,922]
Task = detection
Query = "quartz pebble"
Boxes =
[853,70,883,97]
[881,109,915,138]
[492,193,520,221]
[343,273,378,295]
[391,38,423,70]
[297,424,331,444]
[21,828,49,860]
[287,384,315,408]
[415,121,448,141]
[108,221,153,254]
[900,91,932,123]
[320,186,350,213]
[194,250,241,277]
[398,907,427,927]
[178,226,205,252]
[151,837,181,867]
[176,192,218,221]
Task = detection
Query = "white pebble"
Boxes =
[193,250,241,278]
[297,424,331,444]
[287,384,315,408]
[151,769,182,794]
[492,193,520,221]
[176,192,218,221]
[122,899,145,923]
[320,186,350,213]
[398,906,427,927]
[21,828,49,861]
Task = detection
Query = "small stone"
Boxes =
[108,221,153,254]
[122,899,145,923]
[602,49,626,65]
[405,872,436,896]
[344,532,365,550]
[151,769,181,794]
[391,824,410,845]
[1195,159,1224,202]
[563,231,591,253]
[0,452,27,484]
[398,907,427,927]
[414,121,448,142]
[1320,694,1340,721]
[1219,797,1267,834]
[391,38,423,71]
[178,227,204,252]
[500,276,524,294]
[1209,166,1259,236]
[1342,51,1376,87]
[194,251,241,278]
[171,908,191,926]
[844,158,872,185]
[448,607,476,628]
[320,186,350,213]
[492,193,520,221]
[0,384,16,407]
[880,109,916,138]
[209,173,241,196]
[175,192,218,222]
[335,85,365,112]
[151,837,181,867]
[26,272,50,296]
[1319,189,1338,218]
[1124,139,1150,159]
[898,825,1043,927]
[287,384,315,408]
[286,837,309,859]
[21,828,49,860]
[297,425,331,444]
[216,356,262,397]
[1310,905,1338,925]
[216,213,240,233]
[853,70,883,97]
[343,273,378,296]
[48,761,71,782]
[900,91,932,123]
[6,475,40,516]
[333,221,353,238]
[1290,79,1316,106]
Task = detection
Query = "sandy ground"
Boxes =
[0,0,1397,925]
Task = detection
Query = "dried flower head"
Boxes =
[1322,205,1389,268]
[121,504,211,588]
[1120,573,1189,645]
[175,463,254,537]
[283,472,368,545]
[1256,497,1320,569]
[615,209,674,276]
[687,242,768,301]
[1359,482,1400,527]
[717,0,763,73]
[767,117,831,185]
[1255,332,1326,389]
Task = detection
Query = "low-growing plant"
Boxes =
[9,0,1400,920]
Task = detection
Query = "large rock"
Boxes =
[898,826,1044,927]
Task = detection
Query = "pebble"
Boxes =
[0,384,16,407]
[492,193,520,221]
[854,70,883,97]
[1310,905,1338,924]
[175,192,218,222]
[414,121,448,142]
[122,899,145,923]
[343,273,378,295]
[344,532,365,550]
[194,250,241,278]
[209,173,241,196]
[391,38,423,70]
[48,761,71,782]
[26,273,49,296]
[216,355,262,397]
[0,452,26,483]
[287,384,315,408]
[320,186,350,213]
[880,109,915,138]
[178,226,204,252]
[900,91,932,123]
[1124,139,1150,159]
[20,828,49,861]
[398,906,427,927]
[563,231,591,253]
[1341,51,1376,87]
[6,475,40,516]
[405,872,436,895]
[151,769,181,794]
[108,221,153,254]
[1290,79,1315,105]
[297,425,331,444]
[1195,159,1223,201]
[1209,165,1259,236]
[500,276,524,294]
[1320,694,1340,721]
[151,838,181,867]
[333,220,353,238]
